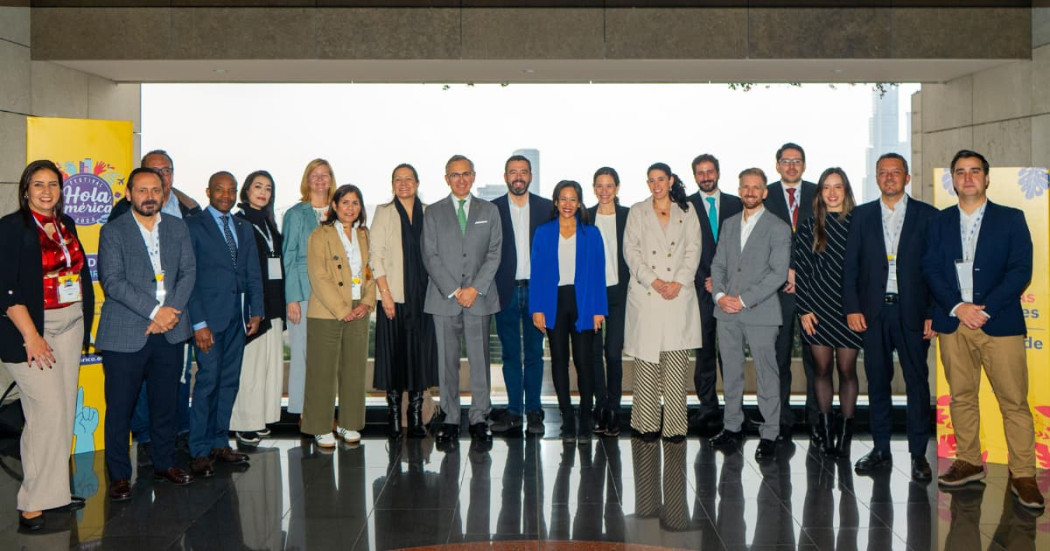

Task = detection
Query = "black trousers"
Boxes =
[694,289,722,416]
[591,285,625,412]
[549,285,594,419]
[775,289,817,428]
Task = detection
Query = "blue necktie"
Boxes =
[221,215,237,264]
[707,197,719,242]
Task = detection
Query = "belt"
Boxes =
[883,293,899,305]
[515,280,529,287]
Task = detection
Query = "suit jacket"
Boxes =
[842,197,937,331]
[95,212,195,352]
[492,193,553,310]
[282,201,321,304]
[528,219,608,332]
[422,195,502,317]
[585,203,630,299]
[622,198,702,363]
[307,224,377,320]
[764,180,816,232]
[369,200,426,304]
[0,212,95,362]
[186,207,265,332]
[922,201,1032,337]
[688,191,743,295]
[710,209,792,326]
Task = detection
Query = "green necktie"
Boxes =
[707,196,719,242]
[457,198,467,235]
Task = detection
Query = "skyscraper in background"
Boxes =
[863,87,911,202]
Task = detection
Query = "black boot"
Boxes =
[407,391,426,438]
[605,408,620,437]
[560,408,576,441]
[817,412,835,456]
[833,416,854,458]
[386,390,403,439]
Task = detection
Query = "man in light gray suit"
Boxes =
[708,168,791,462]
[96,167,197,500]
[423,154,503,449]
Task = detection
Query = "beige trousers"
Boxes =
[302,313,368,435]
[940,325,1036,477]
[3,305,82,512]
[230,318,284,431]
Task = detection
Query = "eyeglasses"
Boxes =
[447,171,475,180]
[155,167,174,175]
[778,159,804,167]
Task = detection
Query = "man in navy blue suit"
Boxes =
[687,153,742,434]
[490,155,553,436]
[186,172,264,477]
[842,153,936,482]
[924,150,1043,509]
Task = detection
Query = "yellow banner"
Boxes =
[933,167,1050,467]
[27,116,133,454]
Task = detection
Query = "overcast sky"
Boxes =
[142,82,918,225]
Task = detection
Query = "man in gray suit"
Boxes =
[423,154,503,449]
[96,167,197,500]
[708,168,792,462]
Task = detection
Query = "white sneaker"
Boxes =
[336,427,361,444]
[314,433,337,448]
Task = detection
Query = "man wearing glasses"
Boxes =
[110,150,201,221]
[763,142,818,444]
[423,155,503,450]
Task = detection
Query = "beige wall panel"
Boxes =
[30,8,171,60]
[0,40,31,114]
[316,8,459,59]
[604,8,746,60]
[921,126,972,190]
[87,76,141,132]
[31,60,89,118]
[890,8,1030,59]
[0,6,30,45]
[747,8,890,59]
[1029,113,1049,169]
[973,118,1031,168]
[0,112,27,195]
[921,75,972,133]
[1033,44,1050,115]
[461,8,603,60]
[171,8,315,59]
[972,60,1031,126]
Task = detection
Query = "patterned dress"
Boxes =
[792,212,863,349]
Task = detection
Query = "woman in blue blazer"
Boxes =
[529,180,608,440]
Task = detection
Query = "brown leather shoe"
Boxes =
[1010,475,1046,510]
[190,456,214,478]
[153,466,193,485]
[210,447,249,464]
[938,459,985,487]
[108,479,131,501]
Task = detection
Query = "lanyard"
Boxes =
[33,215,71,269]
[960,202,987,262]
[882,202,906,256]
[252,222,274,255]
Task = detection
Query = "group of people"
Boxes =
[0,144,1043,532]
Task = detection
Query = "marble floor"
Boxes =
[0,413,1046,550]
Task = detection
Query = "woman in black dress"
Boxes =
[369,164,438,438]
[792,167,862,456]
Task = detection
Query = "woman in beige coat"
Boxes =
[304,184,376,448]
[623,163,702,441]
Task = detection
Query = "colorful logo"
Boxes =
[59,158,126,226]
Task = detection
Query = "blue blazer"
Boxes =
[187,207,265,332]
[528,219,608,332]
[842,198,937,331]
[492,193,554,310]
[922,201,1032,337]
[281,201,320,304]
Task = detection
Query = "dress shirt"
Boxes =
[206,206,238,247]
[133,213,164,320]
[714,207,765,308]
[594,212,618,286]
[781,184,800,229]
[162,192,183,218]
[950,200,991,318]
[700,190,721,217]
[558,233,577,286]
[880,194,908,294]
[509,196,531,280]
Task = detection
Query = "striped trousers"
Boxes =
[630,349,690,437]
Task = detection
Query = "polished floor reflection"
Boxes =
[0,420,1046,550]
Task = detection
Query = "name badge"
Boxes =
[352,276,362,300]
[155,271,167,303]
[955,260,974,303]
[267,257,282,280]
[58,273,82,304]
[887,255,897,281]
